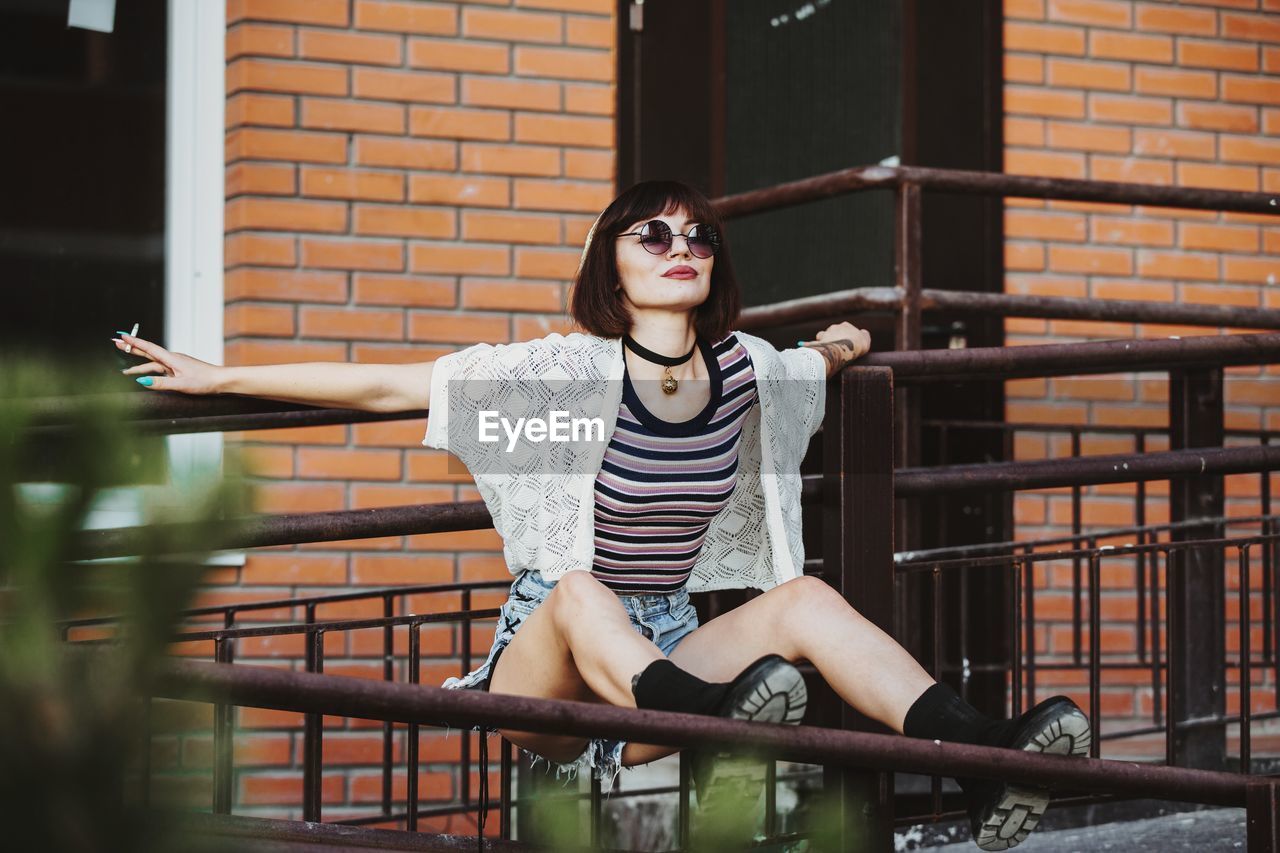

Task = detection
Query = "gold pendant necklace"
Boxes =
[661,367,678,395]
[623,334,697,396]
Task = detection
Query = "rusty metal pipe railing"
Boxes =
[738,287,1280,333]
[153,658,1249,808]
[714,164,1280,219]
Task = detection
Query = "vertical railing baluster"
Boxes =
[500,738,513,840]
[1261,443,1273,666]
[1163,548,1175,767]
[382,594,394,819]
[1013,559,1023,717]
[213,609,236,814]
[408,622,420,831]
[1151,542,1164,728]
[590,774,602,848]
[1088,551,1102,759]
[1136,432,1148,665]
[1071,428,1083,666]
[931,565,942,818]
[1023,544,1037,709]
[461,588,472,809]
[1247,780,1280,851]
[303,603,324,823]
[1240,545,1252,774]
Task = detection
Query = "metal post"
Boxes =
[823,366,895,851]
[303,610,325,822]
[213,634,234,814]
[1247,780,1279,852]
[894,182,923,556]
[1168,367,1227,770]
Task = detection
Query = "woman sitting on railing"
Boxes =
[113,179,1090,851]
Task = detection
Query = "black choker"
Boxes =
[623,334,697,395]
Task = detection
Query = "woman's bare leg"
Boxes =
[488,571,664,761]
[621,575,934,767]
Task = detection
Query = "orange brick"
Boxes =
[1132,128,1215,160]
[1046,121,1130,153]
[1222,12,1280,44]
[1136,250,1220,280]
[225,303,296,337]
[354,0,458,36]
[462,211,560,244]
[301,97,406,134]
[1089,94,1173,126]
[240,773,346,806]
[514,46,612,81]
[226,128,347,163]
[1004,22,1086,55]
[301,167,405,202]
[1053,376,1135,402]
[1182,283,1260,307]
[239,423,348,444]
[355,274,456,308]
[1224,257,1280,284]
[354,205,456,239]
[1007,274,1087,297]
[407,450,476,482]
[1089,217,1174,247]
[1178,39,1259,73]
[1180,223,1260,253]
[408,310,511,343]
[1007,85,1087,119]
[1049,245,1134,275]
[1088,31,1172,64]
[1005,116,1046,146]
[1178,162,1259,191]
[300,238,406,272]
[352,67,456,104]
[1006,53,1045,84]
[463,76,560,112]
[298,29,403,66]
[1091,279,1174,301]
[356,420,435,448]
[513,314,574,339]
[514,112,612,147]
[226,92,295,128]
[511,247,580,279]
[1007,0,1046,18]
[409,38,510,74]
[1005,210,1087,241]
[238,444,295,478]
[515,0,612,11]
[408,174,510,207]
[226,197,347,233]
[241,553,347,585]
[1135,4,1218,36]
[513,178,613,213]
[229,0,348,26]
[564,148,614,180]
[1048,0,1130,26]
[1223,75,1280,106]
[462,7,562,44]
[252,480,347,513]
[1135,67,1217,99]
[227,58,348,97]
[226,162,296,196]
[566,15,613,48]
[1047,57,1130,91]
[1006,242,1046,271]
[410,106,511,140]
[297,448,402,480]
[1089,155,1174,185]
[226,23,293,60]
[564,83,612,115]
[300,306,405,340]
[350,486,453,511]
[460,143,560,176]
[225,270,345,303]
[461,279,564,311]
[1222,136,1280,166]
[355,136,457,170]
[226,234,297,268]
[1008,149,1080,178]
[1177,101,1259,133]
[411,244,511,276]
[351,343,451,364]
[1267,46,1280,74]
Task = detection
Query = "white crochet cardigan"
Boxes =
[422,330,826,592]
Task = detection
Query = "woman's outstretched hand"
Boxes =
[801,321,872,378]
[112,334,225,394]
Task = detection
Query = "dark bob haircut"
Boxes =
[569,180,741,342]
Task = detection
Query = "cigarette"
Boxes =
[125,323,139,354]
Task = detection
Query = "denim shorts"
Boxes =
[440,569,700,795]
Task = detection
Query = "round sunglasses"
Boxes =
[617,220,720,259]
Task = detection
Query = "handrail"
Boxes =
[714,164,1280,218]
[738,287,1280,332]
[153,658,1249,807]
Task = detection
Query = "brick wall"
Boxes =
[153,0,616,825]
[1002,0,1280,743]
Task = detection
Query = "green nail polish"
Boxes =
[796,340,805,347]
[136,377,153,387]
[116,331,131,336]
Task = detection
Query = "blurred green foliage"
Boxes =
[0,362,243,852]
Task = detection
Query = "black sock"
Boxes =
[630,659,729,716]
[903,682,1005,746]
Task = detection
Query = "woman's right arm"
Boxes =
[112,333,433,413]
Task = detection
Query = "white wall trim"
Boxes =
[165,0,226,485]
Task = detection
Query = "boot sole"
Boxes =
[973,701,1092,852]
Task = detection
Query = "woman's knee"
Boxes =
[546,570,608,621]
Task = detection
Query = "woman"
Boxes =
[113,180,1089,851]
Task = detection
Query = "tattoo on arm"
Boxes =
[808,339,859,378]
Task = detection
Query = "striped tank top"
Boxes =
[590,334,759,594]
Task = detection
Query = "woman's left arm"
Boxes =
[801,321,872,378]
